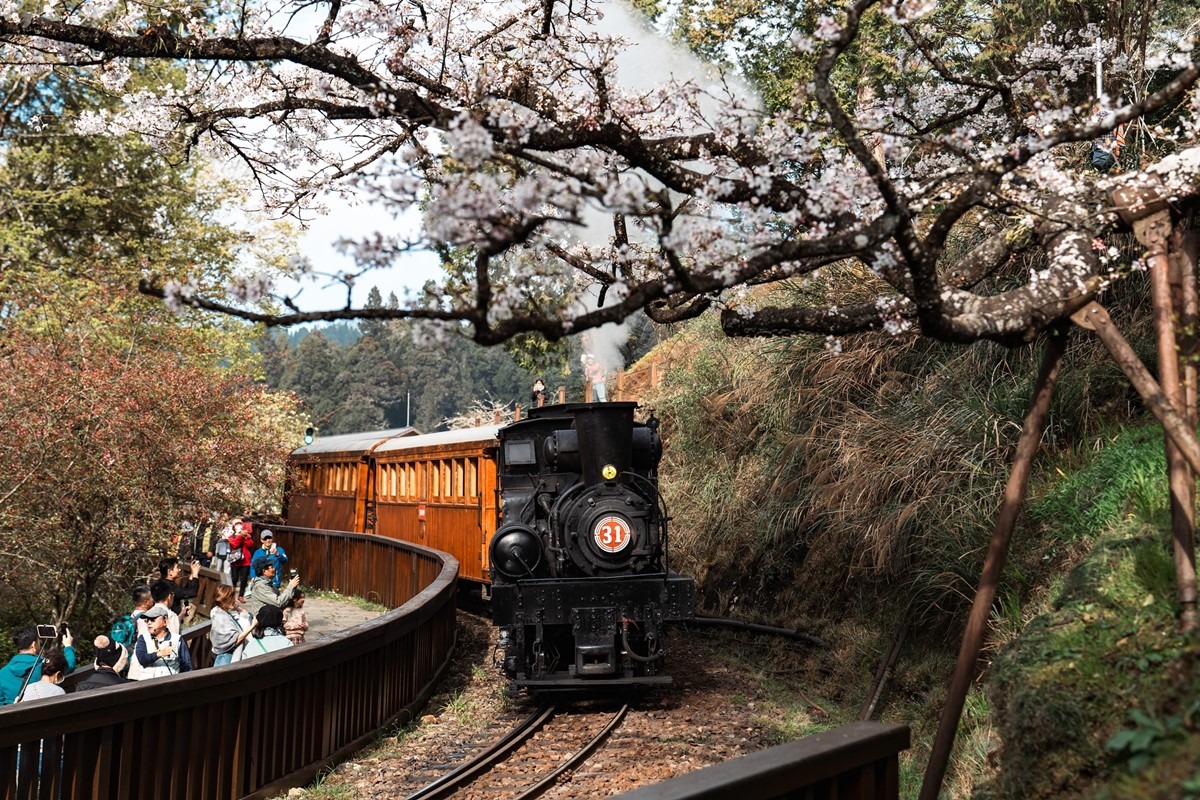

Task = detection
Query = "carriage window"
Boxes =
[442,461,451,498]
[454,459,464,500]
[467,459,478,499]
[381,465,395,499]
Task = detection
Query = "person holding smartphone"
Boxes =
[0,626,76,705]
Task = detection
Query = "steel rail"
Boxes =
[401,703,557,800]
[512,703,629,800]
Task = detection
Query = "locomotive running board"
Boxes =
[515,675,674,690]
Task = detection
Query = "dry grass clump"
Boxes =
[654,268,1155,628]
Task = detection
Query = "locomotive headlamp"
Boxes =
[602,464,617,481]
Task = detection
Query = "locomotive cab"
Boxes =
[489,402,694,691]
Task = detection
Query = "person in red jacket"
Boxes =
[228,519,255,602]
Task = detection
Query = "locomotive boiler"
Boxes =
[488,402,694,690]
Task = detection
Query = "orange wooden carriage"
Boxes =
[284,424,502,583]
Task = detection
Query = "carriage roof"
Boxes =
[289,424,503,459]
[290,427,418,456]
[372,424,502,454]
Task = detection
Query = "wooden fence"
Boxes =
[0,527,457,800]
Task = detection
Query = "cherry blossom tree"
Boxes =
[0,0,1194,346]
[0,322,304,628]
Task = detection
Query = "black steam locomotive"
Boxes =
[488,402,694,690]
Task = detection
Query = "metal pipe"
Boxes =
[1148,214,1198,629]
[1072,302,1200,476]
[919,330,1068,800]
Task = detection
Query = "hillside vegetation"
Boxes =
[651,272,1200,797]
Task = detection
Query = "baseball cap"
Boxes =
[142,606,170,620]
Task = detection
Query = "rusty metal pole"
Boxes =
[1126,202,1196,628]
[1179,229,1200,628]
[1152,223,1200,630]
[1073,303,1200,476]
[1112,182,1197,626]
[1177,229,1199,425]
[919,331,1068,800]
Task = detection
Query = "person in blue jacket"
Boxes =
[0,626,76,705]
[249,530,289,588]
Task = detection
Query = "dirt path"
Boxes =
[297,595,383,641]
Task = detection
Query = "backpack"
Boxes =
[110,614,136,646]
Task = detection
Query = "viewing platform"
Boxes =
[0,526,906,800]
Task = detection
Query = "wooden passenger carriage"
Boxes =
[285,425,502,583]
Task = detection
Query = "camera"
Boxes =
[35,625,57,640]
[289,569,299,580]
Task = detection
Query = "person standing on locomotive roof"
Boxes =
[249,530,288,589]
[584,355,607,402]
[228,519,254,602]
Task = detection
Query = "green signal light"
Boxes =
[304,426,315,445]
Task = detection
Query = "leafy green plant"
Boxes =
[1107,703,1200,773]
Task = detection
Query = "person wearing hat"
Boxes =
[132,605,193,679]
[76,636,132,691]
[249,530,289,589]
[245,556,300,620]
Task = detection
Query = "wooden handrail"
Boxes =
[0,527,458,800]
[611,722,909,799]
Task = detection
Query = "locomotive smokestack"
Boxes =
[573,403,636,485]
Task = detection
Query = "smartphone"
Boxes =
[35,625,57,639]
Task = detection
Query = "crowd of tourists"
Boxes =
[1,520,309,705]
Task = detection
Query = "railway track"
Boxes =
[404,702,628,800]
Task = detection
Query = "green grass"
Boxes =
[1028,425,1170,538]
[983,522,1186,799]
[307,588,389,613]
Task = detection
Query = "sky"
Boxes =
[265,0,754,354]
[283,193,441,310]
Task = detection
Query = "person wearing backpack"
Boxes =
[118,585,154,680]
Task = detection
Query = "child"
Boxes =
[283,590,309,645]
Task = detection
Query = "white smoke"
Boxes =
[567,1,758,379]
